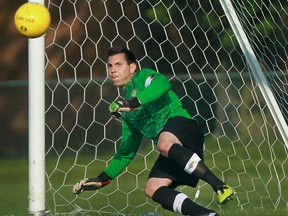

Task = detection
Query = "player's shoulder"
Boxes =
[138,68,158,75]
[136,68,162,79]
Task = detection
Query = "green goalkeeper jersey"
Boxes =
[105,68,193,179]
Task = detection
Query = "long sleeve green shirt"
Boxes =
[105,68,192,179]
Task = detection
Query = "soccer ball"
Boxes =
[14,2,51,38]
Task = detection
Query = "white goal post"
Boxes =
[28,0,288,215]
[28,0,46,215]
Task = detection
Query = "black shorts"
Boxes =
[148,116,204,188]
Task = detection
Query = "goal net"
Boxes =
[43,0,288,215]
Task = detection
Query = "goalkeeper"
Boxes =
[73,47,234,216]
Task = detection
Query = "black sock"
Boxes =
[152,186,209,216]
[168,144,195,169]
[168,144,224,192]
[202,169,225,192]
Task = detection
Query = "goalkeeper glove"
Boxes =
[73,172,111,194]
[109,98,141,118]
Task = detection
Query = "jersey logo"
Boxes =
[131,89,137,97]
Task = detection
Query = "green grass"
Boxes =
[0,157,29,215]
[1,150,288,216]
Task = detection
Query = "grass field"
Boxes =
[2,153,288,216]
[1,157,29,215]
[2,133,288,216]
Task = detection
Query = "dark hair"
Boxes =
[106,47,137,65]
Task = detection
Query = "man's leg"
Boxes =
[145,178,219,216]
[152,186,219,216]
[157,117,234,204]
[167,143,223,191]
[167,143,234,204]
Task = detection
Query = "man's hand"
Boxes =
[73,172,111,194]
[109,98,141,118]
[109,100,126,117]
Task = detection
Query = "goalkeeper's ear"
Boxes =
[129,62,137,74]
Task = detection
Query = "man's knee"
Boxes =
[157,142,171,157]
[145,178,172,198]
[144,185,153,198]
[157,131,181,157]
[144,179,159,198]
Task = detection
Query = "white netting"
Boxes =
[44,0,288,215]
[233,0,288,123]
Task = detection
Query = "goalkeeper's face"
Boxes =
[107,53,136,87]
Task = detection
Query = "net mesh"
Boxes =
[44,0,288,215]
